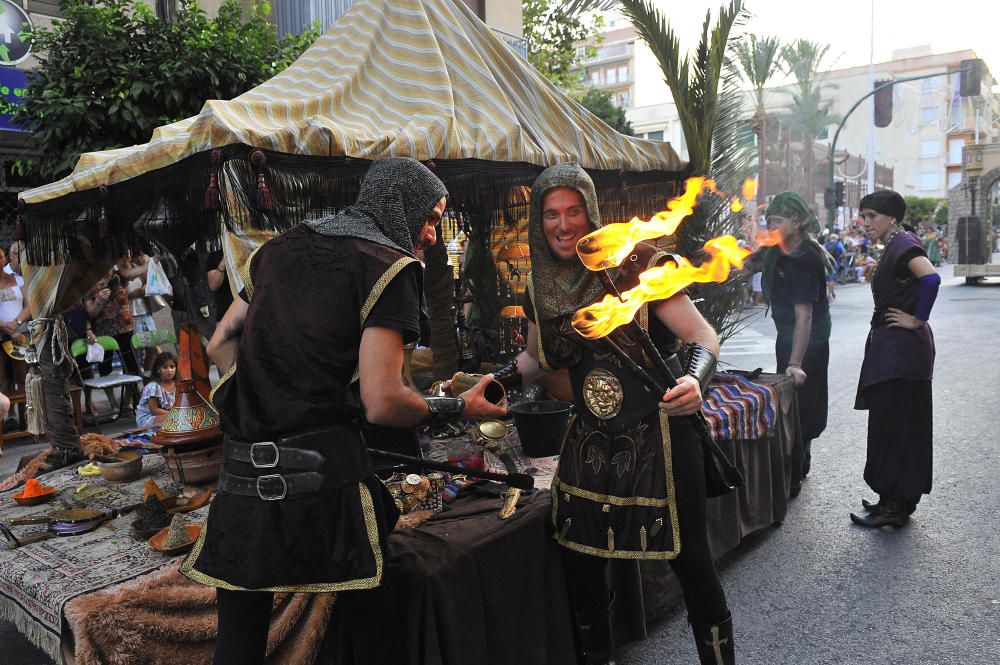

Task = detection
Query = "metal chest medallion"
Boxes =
[582,368,624,420]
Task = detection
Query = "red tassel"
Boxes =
[204,148,221,210]
[250,150,272,211]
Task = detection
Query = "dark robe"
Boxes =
[855,231,934,504]
[182,225,420,591]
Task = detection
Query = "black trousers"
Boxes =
[213,588,273,665]
[864,378,933,506]
[562,417,728,625]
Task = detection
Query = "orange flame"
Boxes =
[755,228,783,247]
[575,177,758,271]
[576,177,711,271]
[571,235,752,339]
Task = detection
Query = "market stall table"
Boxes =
[0,374,800,665]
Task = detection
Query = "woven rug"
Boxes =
[0,455,197,660]
[702,373,779,441]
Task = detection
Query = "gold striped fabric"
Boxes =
[19,0,682,206]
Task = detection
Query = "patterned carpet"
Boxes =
[0,455,202,660]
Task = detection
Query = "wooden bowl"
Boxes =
[149,524,201,555]
[97,451,143,483]
[166,488,213,514]
[12,487,57,506]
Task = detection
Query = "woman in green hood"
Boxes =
[760,191,833,492]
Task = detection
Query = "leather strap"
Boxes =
[219,471,326,501]
[225,439,325,471]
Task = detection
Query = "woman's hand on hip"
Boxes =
[885,307,924,330]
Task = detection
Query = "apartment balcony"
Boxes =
[493,28,527,58]
[582,41,631,65]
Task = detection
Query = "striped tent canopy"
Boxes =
[20,0,687,316]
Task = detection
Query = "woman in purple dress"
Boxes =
[851,190,940,528]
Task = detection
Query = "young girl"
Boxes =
[135,352,177,428]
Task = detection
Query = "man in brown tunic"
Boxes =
[181,157,504,665]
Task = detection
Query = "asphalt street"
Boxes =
[621,264,1000,665]
[2,265,999,664]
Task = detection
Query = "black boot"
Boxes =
[850,498,908,528]
[574,593,615,665]
[690,612,735,665]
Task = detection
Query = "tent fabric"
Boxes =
[20,0,681,206]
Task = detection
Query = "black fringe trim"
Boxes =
[22,145,690,266]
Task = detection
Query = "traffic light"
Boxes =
[834,181,845,207]
[960,59,983,97]
[824,187,834,210]
[874,80,893,127]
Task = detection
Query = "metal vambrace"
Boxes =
[684,343,717,397]
[422,396,466,427]
[492,358,523,391]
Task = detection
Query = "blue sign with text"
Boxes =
[0,66,27,132]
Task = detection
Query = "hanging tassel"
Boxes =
[98,185,109,241]
[13,201,24,241]
[250,149,272,211]
[204,148,222,210]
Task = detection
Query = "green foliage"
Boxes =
[574,88,633,135]
[934,201,948,227]
[12,0,320,180]
[523,0,603,91]
[904,196,939,223]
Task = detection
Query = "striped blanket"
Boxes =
[701,373,778,441]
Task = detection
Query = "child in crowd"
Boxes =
[135,352,177,428]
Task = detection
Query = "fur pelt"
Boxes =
[0,448,53,492]
[63,561,335,665]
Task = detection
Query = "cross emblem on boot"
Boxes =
[704,626,729,665]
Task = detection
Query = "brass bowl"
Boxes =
[96,451,143,483]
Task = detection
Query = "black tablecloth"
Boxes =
[325,374,801,664]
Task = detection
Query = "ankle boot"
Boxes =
[573,593,615,665]
[690,612,735,665]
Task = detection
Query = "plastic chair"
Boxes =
[71,335,144,432]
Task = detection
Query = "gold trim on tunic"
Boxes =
[550,410,681,560]
[238,246,262,302]
[180,482,385,592]
[209,361,238,408]
[350,256,419,384]
[526,274,551,371]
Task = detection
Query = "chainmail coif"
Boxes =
[305,157,448,256]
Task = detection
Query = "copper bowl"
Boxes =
[96,451,143,483]
[149,524,201,555]
[12,486,57,506]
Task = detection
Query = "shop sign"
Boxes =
[0,0,32,65]
[0,66,28,132]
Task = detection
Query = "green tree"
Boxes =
[904,196,938,224]
[733,34,782,212]
[934,201,949,227]
[523,0,603,91]
[574,87,634,135]
[566,0,754,341]
[778,39,839,211]
[12,0,319,180]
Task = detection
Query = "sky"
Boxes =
[641,0,1000,84]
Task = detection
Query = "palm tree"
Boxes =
[733,34,782,216]
[779,39,839,210]
[564,0,755,341]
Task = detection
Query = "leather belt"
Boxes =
[221,425,373,501]
[219,471,325,501]
[226,439,325,471]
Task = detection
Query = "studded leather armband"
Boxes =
[684,343,717,397]
[492,358,522,391]
[422,396,466,426]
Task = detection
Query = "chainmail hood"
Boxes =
[305,157,448,257]
[528,162,612,322]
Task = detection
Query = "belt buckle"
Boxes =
[249,441,279,468]
[256,474,287,501]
